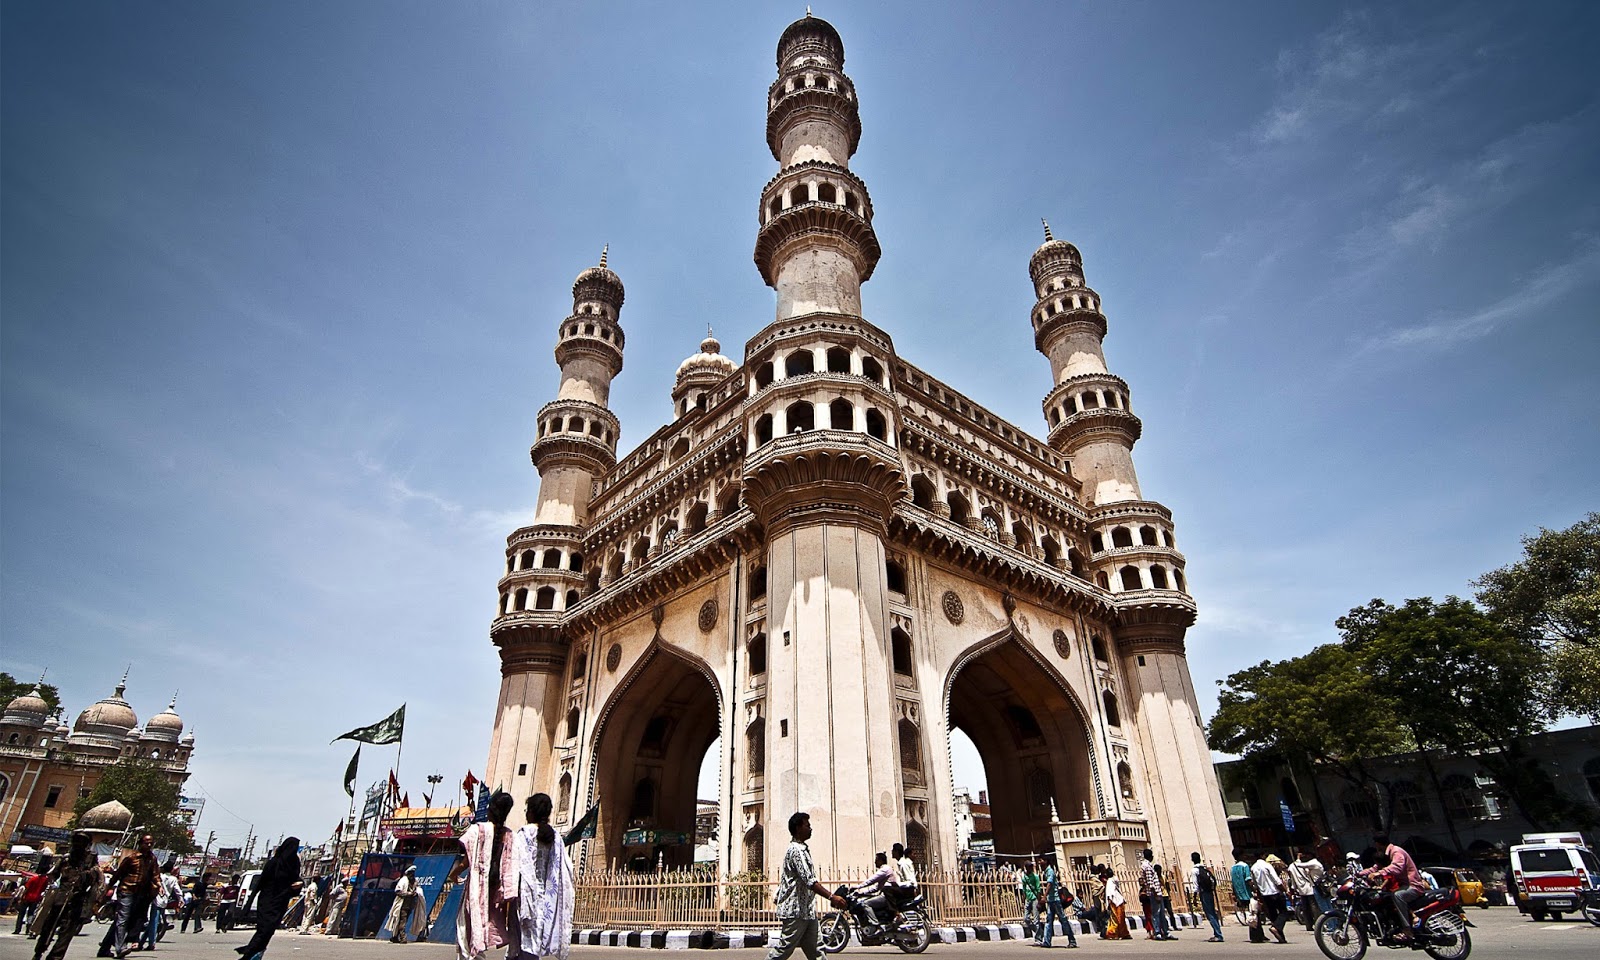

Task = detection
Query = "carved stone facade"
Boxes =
[483,14,1230,877]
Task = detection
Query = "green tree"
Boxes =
[1208,644,1409,831]
[68,758,197,853]
[0,673,62,714]
[1472,512,1600,722]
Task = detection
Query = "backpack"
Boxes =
[1196,864,1216,894]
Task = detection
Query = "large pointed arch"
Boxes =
[942,627,1103,856]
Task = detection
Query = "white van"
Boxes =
[1509,833,1598,920]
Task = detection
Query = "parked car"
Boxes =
[1423,866,1488,908]
[1509,832,1599,921]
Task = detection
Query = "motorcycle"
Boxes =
[1314,873,1472,960]
[1581,887,1600,927]
[819,884,931,954]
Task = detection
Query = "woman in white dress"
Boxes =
[513,794,574,960]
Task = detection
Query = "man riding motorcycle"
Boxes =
[853,853,897,938]
[1363,834,1429,941]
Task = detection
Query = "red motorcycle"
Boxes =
[1314,874,1471,960]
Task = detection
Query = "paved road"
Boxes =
[2,908,1595,960]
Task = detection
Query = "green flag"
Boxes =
[343,746,360,797]
[564,802,599,846]
[332,704,405,745]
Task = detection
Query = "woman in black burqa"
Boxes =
[237,838,302,959]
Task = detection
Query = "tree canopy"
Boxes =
[0,672,62,715]
[68,758,197,853]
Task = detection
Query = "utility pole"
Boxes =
[197,830,216,880]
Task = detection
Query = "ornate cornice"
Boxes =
[754,200,881,285]
[1033,311,1108,354]
[899,420,1085,530]
[584,423,745,545]
[742,432,905,536]
[569,512,763,633]
[1088,500,1174,524]
[507,524,585,548]
[1112,590,1197,632]
[529,434,615,474]
[1047,406,1142,454]
[493,629,570,676]
[554,334,624,377]
[1043,373,1130,415]
[744,313,895,358]
[766,87,861,162]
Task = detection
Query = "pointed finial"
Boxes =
[169,691,179,710]
[707,323,714,338]
[806,5,812,16]
[115,665,130,697]
[1042,218,1054,242]
[598,244,608,268]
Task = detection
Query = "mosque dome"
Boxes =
[675,332,737,383]
[143,697,184,742]
[73,680,138,739]
[77,799,133,836]
[2,686,50,727]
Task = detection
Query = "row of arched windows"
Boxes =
[765,178,866,221]
[501,586,583,613]
[506,548,584,574]
[1047,387,1127,427]
[1092,524,1176,552]
[537,414,612,444]
[752,345,887,390]
[751,399,890,446]
[1033,292,1099,327]
[559,316,618,342]
[907,474,1089,576]
[1094,564,1185,593]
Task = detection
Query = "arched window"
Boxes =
[571,647,588,678]
[755,362,775,389]
[826,346,851,372]
[905,822,928,868]
[1041,535,1062,566]
[748,634,767,676]
[768,196,781,219]
[865,408,888,441]
[1440,773,1487,819]
[947,491,970,524]
[1139,525,1159,546]
[786,400,815,432]
[1011,521,1033,550]
[816,182,837,204]
[1149,565,1169,589]
[1093,636,1110,662]
[566,708,580,739]
[1090,532,1105,553]
[886,559,907,595]
[629,778,656,822]
[514,587,529,611]
[558,773,572,815]
[784,350,815,377]
[1341,787,1377,825]
[632,538,651,561]
[749,564,768,602]
[744,827,764,873]
[755,414,774,445]
[910,475,936,510]
[519,551,535,570]
[660,523,680,547]
[1118,762,1138,806]
[899,719,922,782]
[1393,780,1432,825]
[542,550,562,569]
[892,627,913,676]
[790,183,810,205]
[1102,690,1121,727]
[1174,569,1186,592]
[1029,767,1054,809]
[1111,527,1133,548]
[535,587,557,610]
[1096,571,1110,590]
[719,485,742,516]
[1119,566,1143,591]
[981,508,1003,540]
[670,436,690,460]
[861,355,884,383]
[569,552,584,572]
[747,719,765,776]
[1082,392,1100,409]
[606,553,624,582]
[686,502,709,535]
[1068,548,1087,578]
[829,397,853,429]
[565,589,580,608]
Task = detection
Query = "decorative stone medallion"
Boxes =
[941,590,964,624]
[605,643,622,673]
[698,598,719,633]
[1053,628,1072,660]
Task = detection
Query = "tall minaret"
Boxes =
[754,13,881,320]
[485,251,624,814]
[1030,222,1142,506]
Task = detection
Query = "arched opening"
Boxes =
[1102,690,1120,727]
[755,362,775,389]
[790,183,810,205]
[572,647,589,679]
[784,350,815,378]
[1095,571,1110,590]
[1068,548,1087,578]
[719,485,742,517]
[746,719,765,779]
[861,355,884,383]
[519,550,536,571]
[786,400,815,432]
[748,633,767,676]
[828,397,853,429]
[1011,520,1033,550]
[899,719,923,784]
[816,182,837,204]
[905,822,928,869]
[566,589,581,608]
[891,627,913,676]
[569,553,584,572]
[1091,635,1109,662]
[826,346,851,373]
[670,436,690,460]
[536,586,557,610]
[542,550,562,569]
[1149,565,1169,589]
[744,827,764,873]
[910,475,936,510]
[558,773,573,818]
[755,413,774,445]
[632,538,652,562]
[514,587,529,611]
[685,501,709,535]
[1118,762,1138,808]
[1111,527,1133,548]
[1041,535,1062,566]
[948,638,1094,857]
[606,553,624,582]
[865,408,888,441]
[1090,532,1105,553]
[591,649,722,870]
[1119,566,1143,591]
[886,559,908,596]
[749,564,768,602]
[980,507,1004,540]
[1174,569,1186,592]
[946,490,970,524]
[1139,525,1159,546]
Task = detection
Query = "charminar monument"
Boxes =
[483,13,1230,877]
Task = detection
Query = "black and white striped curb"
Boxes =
[569,915,1202,949]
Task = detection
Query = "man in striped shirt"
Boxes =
[769,812,847,960]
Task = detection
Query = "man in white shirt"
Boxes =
[1287,850,1327,930]
[1249,855,1289,944]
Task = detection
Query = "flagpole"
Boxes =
[392,703,406,807]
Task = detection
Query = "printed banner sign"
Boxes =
[1279,799,1296,833]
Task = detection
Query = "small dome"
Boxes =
[144,696,184,742]
[77,799,133,836]
[572,245,625,305]
[675,332,737,383]
[778,12,845,68]
[179,729,195,745]
[73,680,138,739]
[1028,219,1082,283]
[2,686,50,727]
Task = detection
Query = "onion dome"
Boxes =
[571,245,625,308]
[777,11,845,68]
[73,679,138,738]
[179,728,196,745]
[675,331,737,383]
[77,799,133,836]
[144,696,184,742]
[2,685,50,727]
[1028,218,1083,285]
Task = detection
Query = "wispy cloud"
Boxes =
[1358,239,1600,353]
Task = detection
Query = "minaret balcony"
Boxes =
[1043,374,1131,430]
[741,430,906,534]
[530,433,616,474]
[1033,307,1107,352]
[759,161,874,223]
[1047,406,1142,453]
[754,200,881,285]
[766,83,861,161]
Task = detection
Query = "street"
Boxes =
[2,909,1595,960]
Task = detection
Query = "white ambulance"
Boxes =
[1508,832,1598,921]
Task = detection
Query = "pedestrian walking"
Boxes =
[1155,864,1179,936]
[97,834,160,960]
[181,873,210,934]
[217,876,241,933]
[766,812,847,960]
[138,864,181,951]
[513,793,576,960]
[296,874,324,936]
[384,867,423,943]
[1021,861,1043,938]
[1288,849,1327,930]
[13,857,52,935]
[1099,867,1131,940]
[1185,852,1224,942]
[1137,849,1171,940]
[322,879,350,938]
[1036,856,1077,947]
[1249,853,1289,944]
[33,833,103,960]
[1229,850,1257,939]
[447,791,517,960]
[235,837,301,960]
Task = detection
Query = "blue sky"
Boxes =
[4,1,1597,851]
